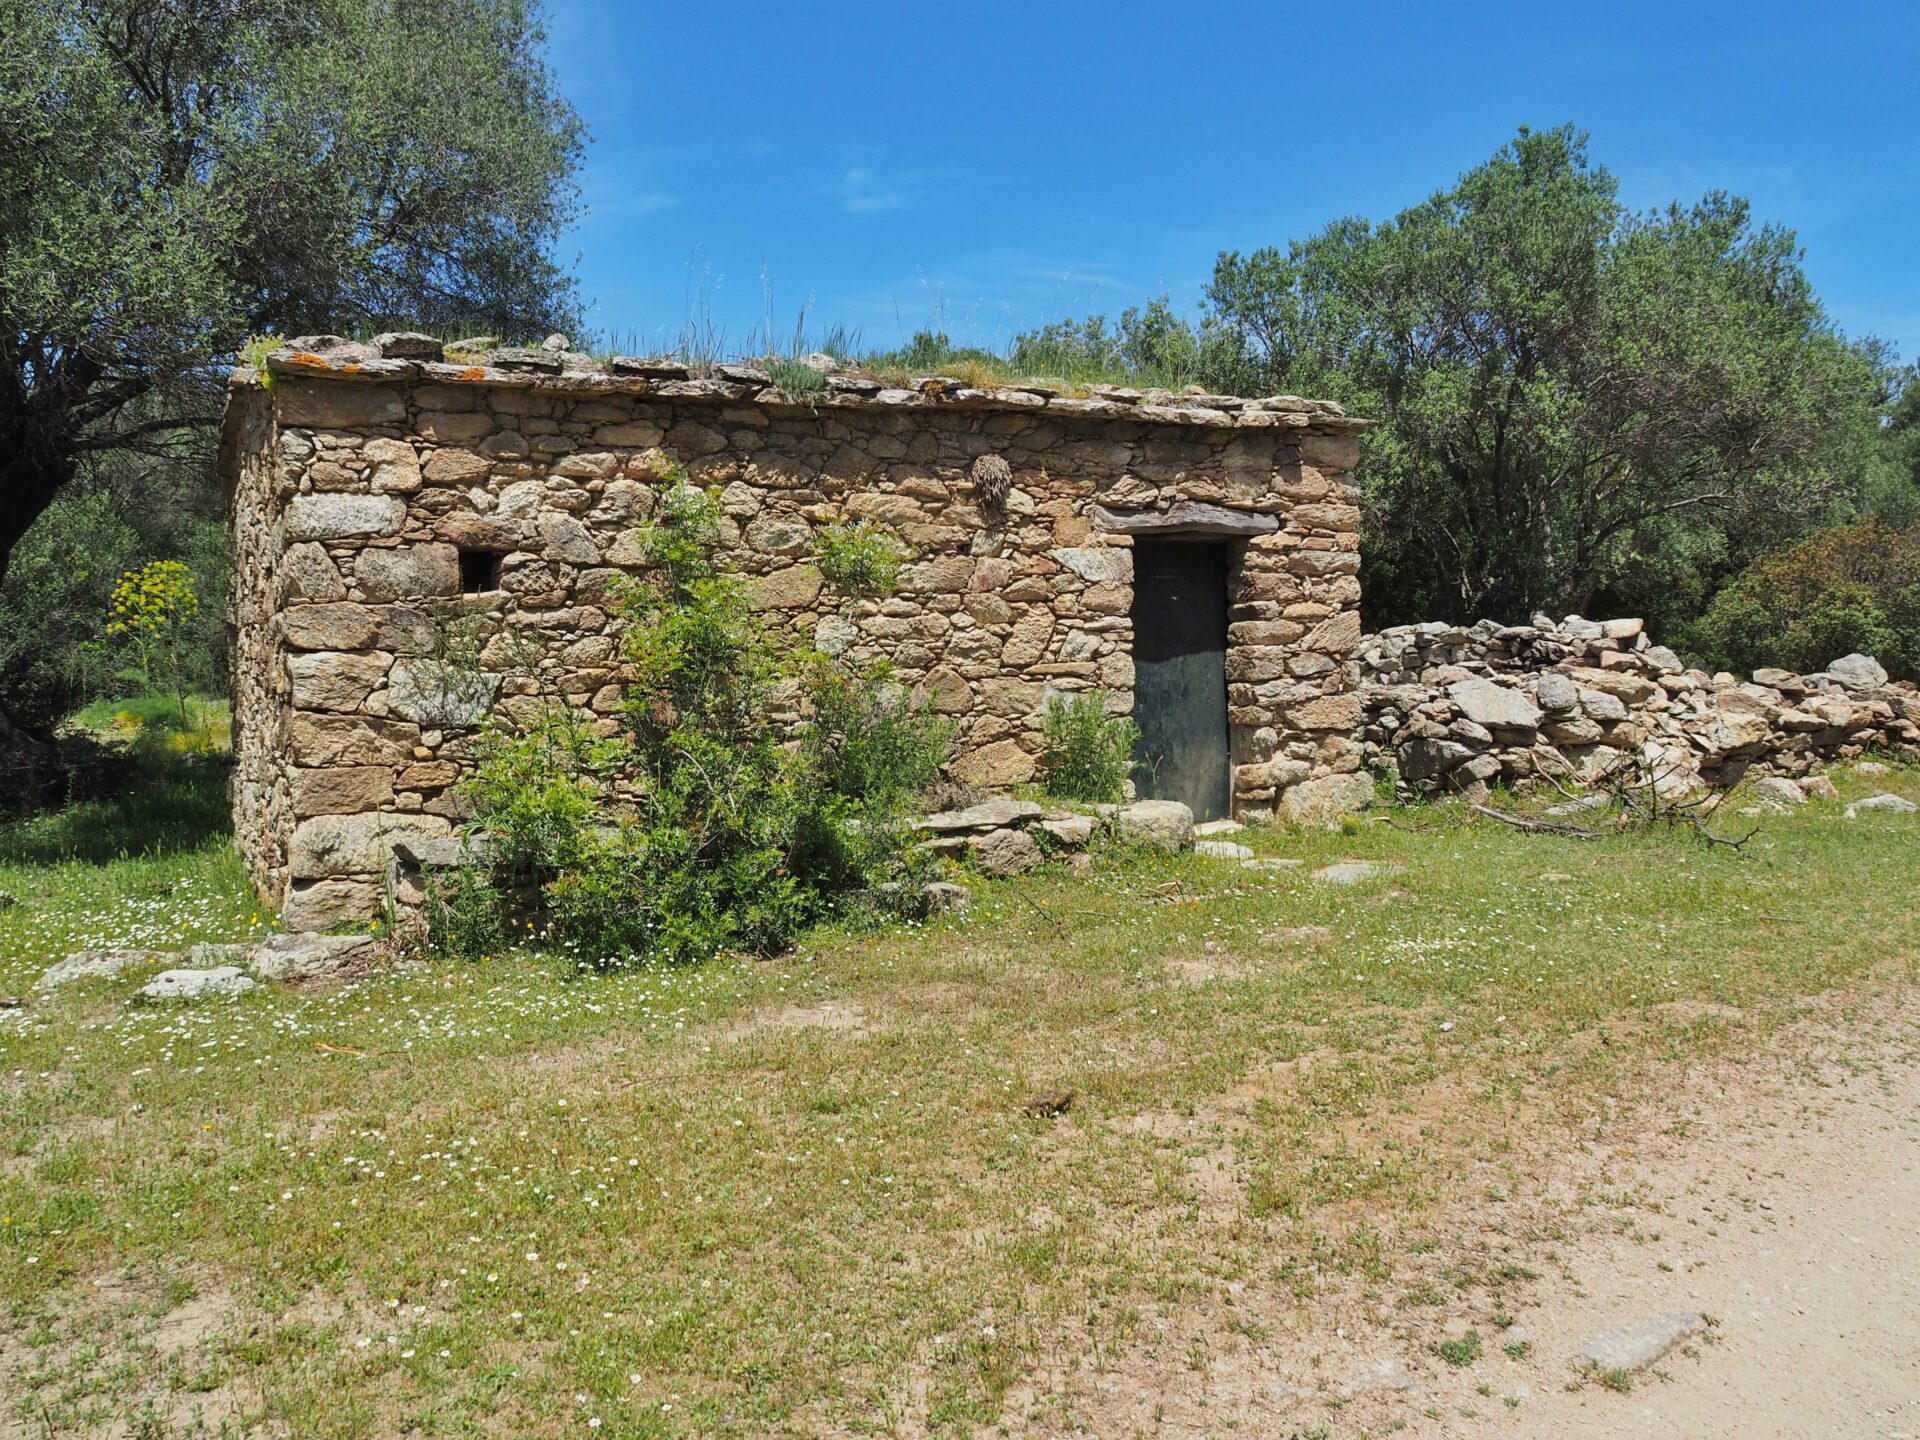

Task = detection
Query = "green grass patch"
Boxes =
[0,762,1915,1434]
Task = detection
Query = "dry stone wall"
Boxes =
[1356,614,1920,801]
[223,338,1372,926]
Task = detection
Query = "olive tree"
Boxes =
[0,0,586,591]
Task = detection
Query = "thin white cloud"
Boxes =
[837,167,905,215]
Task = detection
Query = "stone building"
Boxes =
[221,338,1375,927]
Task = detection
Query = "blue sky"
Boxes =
[546,2,1920,364]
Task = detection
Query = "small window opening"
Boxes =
[458,549,503,594]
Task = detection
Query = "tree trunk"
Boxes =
[0,398,84,591]
[0,407,82,807]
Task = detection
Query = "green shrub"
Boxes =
[812,520,910,607]
[447,472,943,968]
[1689,518,1920,680]
[1038,692,1139,804]
[800,657,951,806]
[424,861,509,963]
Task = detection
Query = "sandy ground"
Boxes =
[1448,1033,1920,1439]
[1058,1001,1920,1440]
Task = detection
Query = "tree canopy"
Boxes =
[0,0,586,588]
[1201,126,1889,627]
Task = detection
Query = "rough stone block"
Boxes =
[291,765,395,817]
[282,603,380,652]
[275,380,405,428]
[286,494,406,542]
[355,544,460,601]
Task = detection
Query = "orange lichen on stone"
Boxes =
[290,352,328,366]
[458,367,487,381]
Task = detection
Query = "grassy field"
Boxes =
[2,761,1917,1437]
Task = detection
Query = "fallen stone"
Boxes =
[1800,773,1839,801]
[1569,1312,1705,1374]
[920,881,970,917]
[1846,793,1917,817]
[1116,799,1194,850]
[1278,771,1375,827]
[248,933,378,983]
[1311,860,1385,884]
[1855,761,1890,777]
[1194,839,1255,860]
[1746,775,1806,808]
[138,967,257,1002]
[914,797,1045,833]
[969,827,1043,875]
[1339,1357,1418,1396]
[1192,818,1245,837]
[1545,793,1609,816]
[1241,857,1303,871]
[36,949,171,990]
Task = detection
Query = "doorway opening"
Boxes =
[1129,539,1230,822]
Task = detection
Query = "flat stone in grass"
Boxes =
[1311,859,1387,884]
[1846,793,1917,817]
[914,797,1044,833]
[1241,856,1303,871]
[1192,818,1245,837]
[1339,1357,1418,1395]
[138,967,257,1002]
[36,950,171,990]
[1570,1312,1705,1374]
[1194,839,1255,860]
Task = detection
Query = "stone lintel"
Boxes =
[1092,501,1281,537]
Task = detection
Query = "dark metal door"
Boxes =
[1130,540,1230,821]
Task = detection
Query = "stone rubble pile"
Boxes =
[1356,614,1920,801]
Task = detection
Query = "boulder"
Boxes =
[1746,775,1806,808]
[1278,771,1375,826]
[1825,653,1889,692]
[248,933,379,983]
[1038,814,1096,846]
[1116,799,1194,850]
[138,967,256,1002]
[1846,793,1917,817]
[920,881,971,917]
[1531,671,1578,713]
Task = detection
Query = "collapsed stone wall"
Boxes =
[1356,614,1920,800]
[223,337,1374,926]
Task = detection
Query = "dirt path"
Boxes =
[1054,1002,1920,1440]
[1451,1036,1920,1439]
[1349,1018,1920,1439]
